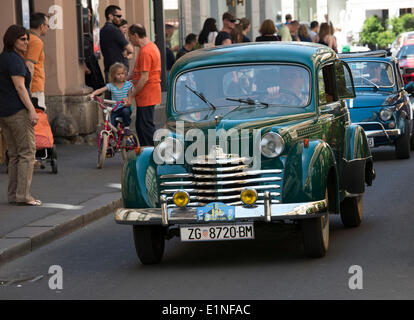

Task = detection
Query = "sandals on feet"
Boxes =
[18,199,43,206]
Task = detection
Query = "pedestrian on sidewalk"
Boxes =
[25,12,49,111]
[0,25,42,206]
[100,5,133,83]
[215,12,238,46]
[176,33,197,60]
[128,24,161,147]
[198,18,218,48]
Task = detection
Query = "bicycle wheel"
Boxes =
[121,132,140,160]
[97,132,109,169]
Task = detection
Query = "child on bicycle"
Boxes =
[89,63,134,135]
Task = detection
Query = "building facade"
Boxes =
[0,0,152,142]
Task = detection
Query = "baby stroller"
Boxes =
[33,98,58,174]
[3,99,57,174]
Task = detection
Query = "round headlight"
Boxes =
[173,191,189,207]
[154,137,183,164]
[379,108,393,121]
[260,132,285,158]
[241,189,258,206]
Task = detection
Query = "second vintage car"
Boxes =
[116,42,375,264]
[341,51,414,159]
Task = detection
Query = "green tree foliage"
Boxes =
[360,14,414,49]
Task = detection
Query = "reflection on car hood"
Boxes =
[349,91,398,108]
[167,106,312,134]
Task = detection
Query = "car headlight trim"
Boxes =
[379,108,393,121]
[260,132,285,158]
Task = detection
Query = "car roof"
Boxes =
[170,42,337,76]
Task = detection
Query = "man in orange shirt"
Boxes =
[25,12,49,111]
[128,24,161,147]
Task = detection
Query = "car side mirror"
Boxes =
[404,81,414,93]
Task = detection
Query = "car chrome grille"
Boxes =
[160,154,283,207]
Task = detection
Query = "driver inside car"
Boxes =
[263,68,308,106]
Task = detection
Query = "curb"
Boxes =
[0,193,122,266]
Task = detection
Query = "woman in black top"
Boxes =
[255,19,281,42]
[0,25,41,206]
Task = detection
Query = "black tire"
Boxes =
[51,159,58,174]
[300,189,330,258]
[340,196,363,228]
[396,120,411,159]
[97,132,109,169]
[301,214,329,258]
[51,146,58,174]
[121,132,140,161]
[133,225,165,265]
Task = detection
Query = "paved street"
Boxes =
[0,145,413,300]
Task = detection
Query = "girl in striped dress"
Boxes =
[89,63,134,135]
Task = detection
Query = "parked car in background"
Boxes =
[341,50,414,159]
[116,43,375,264]
[396,38,414,85]
[391,31,414,57]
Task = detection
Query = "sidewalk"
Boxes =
[0,144,124,265]
[0,95,168,265]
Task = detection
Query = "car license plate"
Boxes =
[368,138,374,148]
[180,224,255,242]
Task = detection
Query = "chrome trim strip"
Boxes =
[264,191,272,223]
[161,169,283,180]
[160,195,168,226]
[192,165,249,172]
[161,176,282,187]
[161,184,281,194]
[190,157,250,165]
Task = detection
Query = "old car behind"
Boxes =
[341,50,414,159]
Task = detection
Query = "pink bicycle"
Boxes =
[93,96,140,169]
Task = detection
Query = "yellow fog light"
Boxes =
[241,189,258,206]
[173,191,189,207]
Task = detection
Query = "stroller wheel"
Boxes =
[51,158,58,174]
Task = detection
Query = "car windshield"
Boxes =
[174,64,311,113]
[397,44,414,58]
[347,61,394,88]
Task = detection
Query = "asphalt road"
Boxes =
[0,146,413,300]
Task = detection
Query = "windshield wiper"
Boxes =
[185,85,216,110]
[226,97,269,108]
[362,77,379,90]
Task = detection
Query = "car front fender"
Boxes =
[283,140,339,213]
[122,147,159,209]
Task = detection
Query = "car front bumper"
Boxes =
[115,194,328,226]
[355,122,401,143]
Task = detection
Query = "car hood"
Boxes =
[349,91,399,108]
[167,106,314,134]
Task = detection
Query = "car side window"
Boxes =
[318,64,336,106]
[335,61,356,99]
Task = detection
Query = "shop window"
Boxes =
[15,0,34,29]
[77,0,101,62]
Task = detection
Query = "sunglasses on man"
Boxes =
[114,14,122,18]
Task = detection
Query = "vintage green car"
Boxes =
[116,42,375,264]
